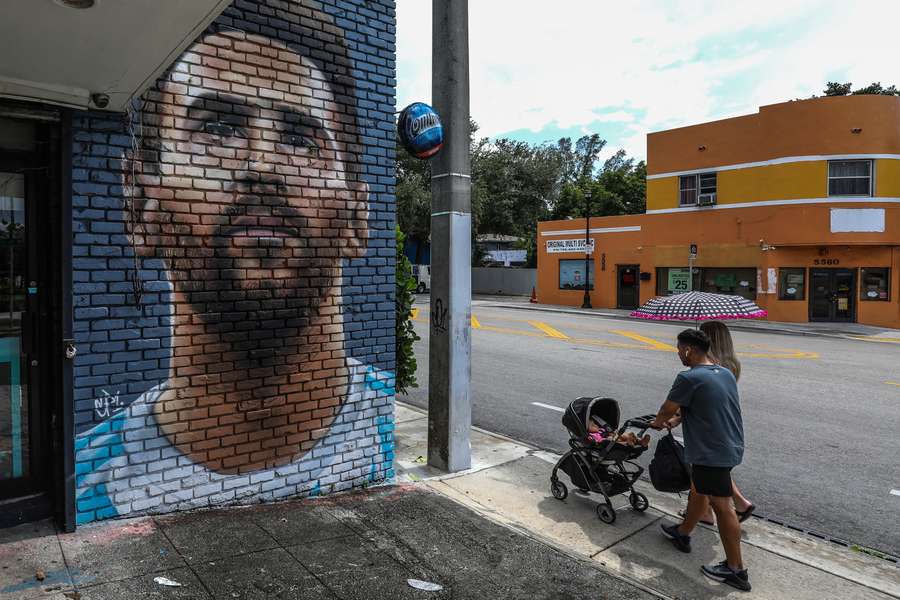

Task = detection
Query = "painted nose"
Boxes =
[247,148,275,174]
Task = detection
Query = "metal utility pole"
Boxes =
[581,190,593,309]
[428,0,471,472]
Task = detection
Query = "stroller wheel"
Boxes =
[629,492,649,512]
[597,504,616,524]
[550,480,568,500]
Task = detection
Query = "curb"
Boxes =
[396,400,900,573]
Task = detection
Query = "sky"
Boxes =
[395,0,900,162]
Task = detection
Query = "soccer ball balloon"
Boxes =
[398,102,443,159]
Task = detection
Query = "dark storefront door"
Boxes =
[809,269,856,322]
[0,113,61,524]
[617,265,640,310]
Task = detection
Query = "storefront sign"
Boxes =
[546,239,595,254]
[667,268,691,292]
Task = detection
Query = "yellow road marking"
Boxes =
[849,336,900,344]
[482,325,544,337]
[610,330,677,352]
[411,313,818,360]
[738,351,819,359]
[527,321,570,339]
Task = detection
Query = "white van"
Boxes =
[412,264,431,293]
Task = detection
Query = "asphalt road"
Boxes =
[400,299,900,557]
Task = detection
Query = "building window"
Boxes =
[559,259,593,290]
[655,267,756,299]
[828,160,873,196]
[679,173,716,206]
[860,268,890,301]
[679,176,697,206]
[778,268,806,301]
[657,267,693,294]
[699,267,756,301]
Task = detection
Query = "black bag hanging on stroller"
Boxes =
[649,431,691,493]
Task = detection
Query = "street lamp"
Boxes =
[581,189,592,309]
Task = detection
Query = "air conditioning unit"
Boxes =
[698,193,717,206]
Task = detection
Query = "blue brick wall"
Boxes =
[72,0,396,525]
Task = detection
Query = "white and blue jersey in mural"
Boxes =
[75,356,395,523]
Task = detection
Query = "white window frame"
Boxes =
[827,159,874,197]
[679,172,716,206]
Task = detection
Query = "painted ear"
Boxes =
[340,180,370,259]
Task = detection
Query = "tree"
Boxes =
[395,139,432,264]
[595,150,647,215]
[556,134,606,185]
[396,119,488,266]
[395,121,647,269]
[819,81,900,97]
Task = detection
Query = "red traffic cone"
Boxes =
[529,287,538,303]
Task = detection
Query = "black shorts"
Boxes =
[691,465,733,497]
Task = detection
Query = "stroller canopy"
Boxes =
[562,396,620,439]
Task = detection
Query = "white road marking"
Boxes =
[531,402,565,413]
[891,489,900,497]
[532,450,562,465]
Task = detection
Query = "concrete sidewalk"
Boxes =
[394,402,900,600]
[3,403,897,600]
[460,294,900,340]
[0,480,653,599]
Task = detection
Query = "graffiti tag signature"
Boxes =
[94,389,121,419]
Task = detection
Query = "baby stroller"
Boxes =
[549,396,655,524]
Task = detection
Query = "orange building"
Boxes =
[537,95,900,328]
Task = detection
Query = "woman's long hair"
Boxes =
[700,321,741,382]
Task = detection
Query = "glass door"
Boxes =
[0,172,29,488]
[809,269,856,322]
[617,265,639,309]
[833,270,856,322]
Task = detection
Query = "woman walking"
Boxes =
[696,321,755,524]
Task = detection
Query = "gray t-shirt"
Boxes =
[667,364,744,468]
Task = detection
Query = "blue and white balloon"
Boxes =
[398,102,443,159]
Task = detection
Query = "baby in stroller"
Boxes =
[550,396,656,524]
[588,415,650,448]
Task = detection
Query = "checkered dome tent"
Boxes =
[630,291,767,321]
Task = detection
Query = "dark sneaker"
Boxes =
[660,522,691,553]
[701,560,751,592]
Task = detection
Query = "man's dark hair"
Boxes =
[677,329,711,354]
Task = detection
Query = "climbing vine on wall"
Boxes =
[395,227,420,394]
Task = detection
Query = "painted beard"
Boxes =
[157,187,351,474]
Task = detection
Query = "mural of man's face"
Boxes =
[136,31,368,474]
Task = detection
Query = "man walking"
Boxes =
[651,329,750,592]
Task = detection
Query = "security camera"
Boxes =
[91,93,110,109]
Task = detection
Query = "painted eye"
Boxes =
[286,134,319,154]
[204,121,241,137]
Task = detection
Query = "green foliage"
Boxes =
[395,137,432,264]
[820,81,900,97]
[395,118,646,270]
[395,227,420,395]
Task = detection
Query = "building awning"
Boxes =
[0,0,231,112]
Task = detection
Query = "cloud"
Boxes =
[396,0,900,160]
